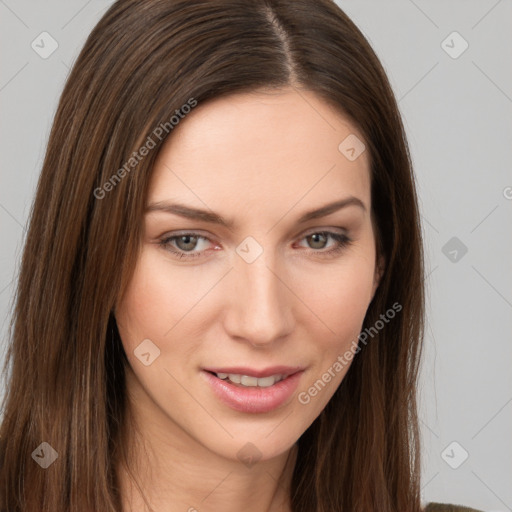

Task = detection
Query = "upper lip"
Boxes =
[203,366,305,378]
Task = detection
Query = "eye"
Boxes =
[158,230,352,260]
[295,231,352,256]
[159,233,213,259]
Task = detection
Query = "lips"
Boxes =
[201,366,305,414]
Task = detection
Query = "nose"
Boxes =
[224,250,294,348]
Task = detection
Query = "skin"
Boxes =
[115,86,383,512]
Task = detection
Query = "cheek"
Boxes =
[115,249,188,350]
[291,250,376,412]
[294,247,376,346]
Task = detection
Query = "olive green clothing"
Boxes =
[425,503,483,512]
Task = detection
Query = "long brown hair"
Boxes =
[0,0,424,510]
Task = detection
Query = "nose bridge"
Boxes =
[226,245,292,345]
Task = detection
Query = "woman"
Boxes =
[0,0,482,511]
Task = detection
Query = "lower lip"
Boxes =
[201,370,303,414]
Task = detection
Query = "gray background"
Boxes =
[1,1,511,510]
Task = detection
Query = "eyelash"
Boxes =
[158,230,352,260]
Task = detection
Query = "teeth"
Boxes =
[215,372,286,387]
[253,375,279,387]
[228,373,241,384]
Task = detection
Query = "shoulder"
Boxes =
[424,503,484,512]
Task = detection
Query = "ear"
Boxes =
[371,253,385,301]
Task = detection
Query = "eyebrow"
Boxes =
[145,196,366,229]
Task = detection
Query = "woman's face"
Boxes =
[115,87,381,463]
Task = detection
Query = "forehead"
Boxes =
[147,88,371,222]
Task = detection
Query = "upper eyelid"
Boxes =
[161,227,347,242]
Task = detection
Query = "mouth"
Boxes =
[201,366,305,414]
[206,371,289,388]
